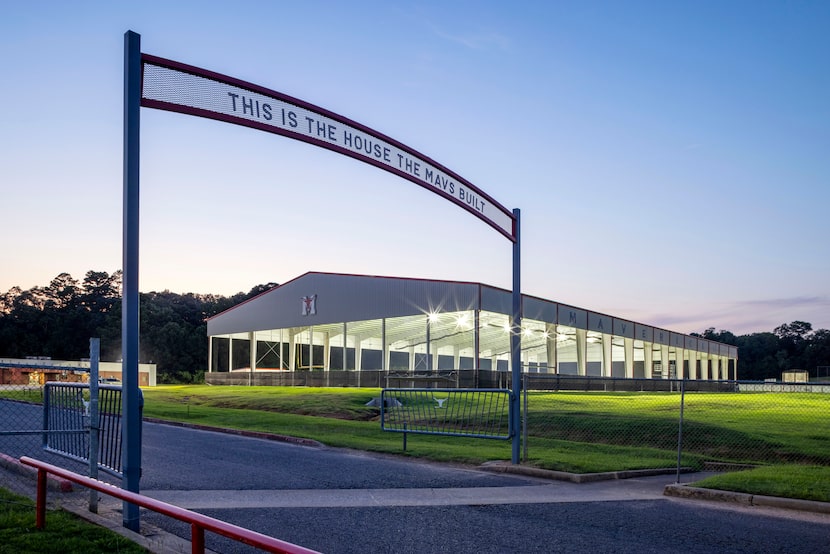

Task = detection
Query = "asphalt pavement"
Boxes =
[3,418,830,554]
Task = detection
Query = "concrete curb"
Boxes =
[479,461,689,483]
[143,417,324,448]
[664,483,830,514]
[59,502,220,554]
[0,453,74,492]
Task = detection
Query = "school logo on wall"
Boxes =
[301,294,317,316]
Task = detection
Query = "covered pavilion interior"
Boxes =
[208,273,737,382]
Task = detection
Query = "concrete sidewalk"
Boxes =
[142,475,677,510]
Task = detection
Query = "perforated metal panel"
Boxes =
[380,388,512,440]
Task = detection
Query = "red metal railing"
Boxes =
[20,456,320,554]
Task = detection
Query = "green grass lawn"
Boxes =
[143,385,516,465]
[524,391,830,466]
[0,488,147,553]
[143,385,700,471]
[140,386,828,478]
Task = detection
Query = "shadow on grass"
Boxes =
[526,413,830,466]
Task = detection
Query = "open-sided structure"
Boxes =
[206,272,737,387]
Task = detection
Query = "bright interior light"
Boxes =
[428,312,440,324]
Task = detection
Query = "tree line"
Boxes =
[0,271,274,383]
[696,321,830,381]
[1,271,828,383]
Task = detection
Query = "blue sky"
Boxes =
[2,1,828,335]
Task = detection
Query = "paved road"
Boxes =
[135,422,830,554]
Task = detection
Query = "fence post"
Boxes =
[89,338,100,513]
[192,523,206,554]
[675,379,686,483]
[36,468,47,529]
[522,373,528,462]
[41,385,51,450]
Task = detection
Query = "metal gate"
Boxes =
[380,388,513,445]
[43,382,140,477]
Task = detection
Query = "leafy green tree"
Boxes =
[734,332,780,380]
[700,327,738,345]
[45,273,80,309]
[774,321,813,370]
[804,329,830,379]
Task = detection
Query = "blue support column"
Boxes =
[510,208,522,464]
[122,29,142,532]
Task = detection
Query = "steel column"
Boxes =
[89,338,100,513]
[510,208,521,464]
[122,29,142,532]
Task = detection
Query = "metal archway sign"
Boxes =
[140,54,516,241]
[122,30,522,531]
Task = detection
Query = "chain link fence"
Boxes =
[521,374,830,476]
[0,383,92,495]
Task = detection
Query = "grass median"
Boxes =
[690,465,830,503]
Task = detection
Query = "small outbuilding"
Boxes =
[782,369,809,383]
[0,358,157,387]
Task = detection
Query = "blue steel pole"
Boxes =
[510,208,522,464]
[122,29,142,532]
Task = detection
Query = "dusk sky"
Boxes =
[2,1,828,335]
